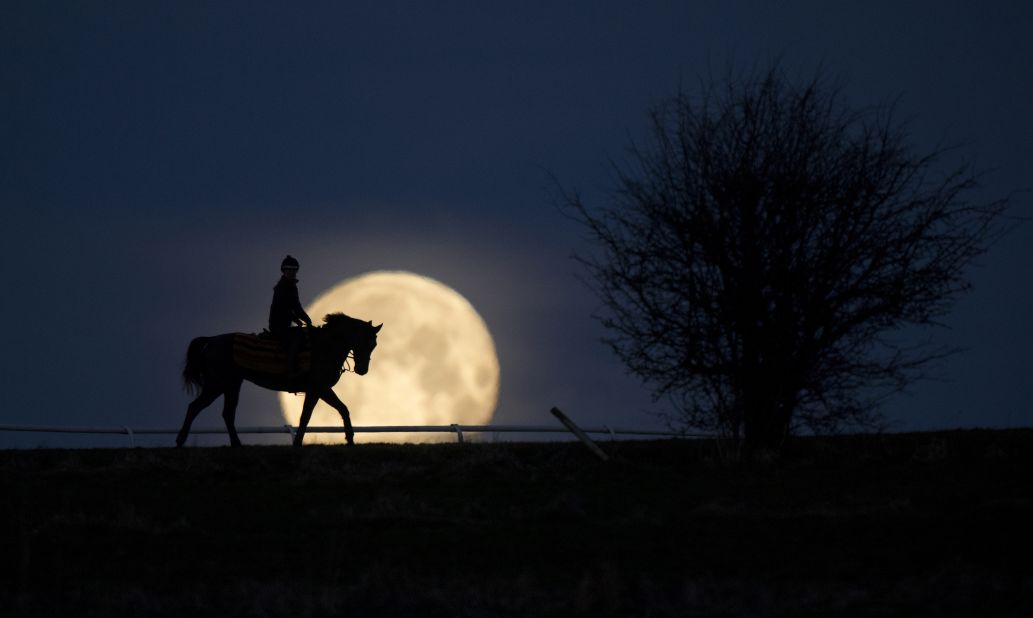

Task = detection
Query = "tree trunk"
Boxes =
[742,399,791,456]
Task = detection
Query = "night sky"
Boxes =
[2,2,1030,447]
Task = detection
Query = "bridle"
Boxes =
[335,326,376,375]
[340,352,355,375]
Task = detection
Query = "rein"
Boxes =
[340,351,356,375]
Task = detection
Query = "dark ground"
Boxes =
[2,430,1031,617]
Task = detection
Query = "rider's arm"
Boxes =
[291,289,313,326]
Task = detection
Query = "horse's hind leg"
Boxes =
[177,387,222,447]
[221,380,244,448]
[320,389,355,445]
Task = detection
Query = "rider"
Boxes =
[269,255,313,377]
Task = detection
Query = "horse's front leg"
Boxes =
[319,388,355,445]
[293,391,319,447]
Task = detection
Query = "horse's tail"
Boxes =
[182,337,209,395]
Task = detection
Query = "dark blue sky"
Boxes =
[2,1,1030,446]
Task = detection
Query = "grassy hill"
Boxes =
[2,430,1032,617]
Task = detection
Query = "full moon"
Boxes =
[279,271,500,443]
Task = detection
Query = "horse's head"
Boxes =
[350,320,382,375]
[322,313,382,376]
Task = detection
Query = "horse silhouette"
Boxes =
[178,313,381,447]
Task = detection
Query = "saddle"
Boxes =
[232,332,312,376]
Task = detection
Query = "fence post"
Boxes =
[451,424,464,444]
[550,408,609,462]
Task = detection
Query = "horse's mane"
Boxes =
[321,312,368,330]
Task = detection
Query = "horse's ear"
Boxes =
[373,323,383,333]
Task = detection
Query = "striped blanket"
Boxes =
[232,332,311,376]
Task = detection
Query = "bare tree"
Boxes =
[561,66,1007,452]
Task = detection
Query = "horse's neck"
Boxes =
[318,330,353,358]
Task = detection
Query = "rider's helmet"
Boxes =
[281,255,300,271]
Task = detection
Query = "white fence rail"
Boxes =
[0,423,698,447]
